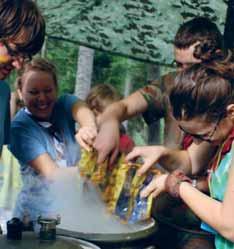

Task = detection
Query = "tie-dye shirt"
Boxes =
[209,143,234,249]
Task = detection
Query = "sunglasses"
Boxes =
[2,40,32,63]
[179,116,222,142]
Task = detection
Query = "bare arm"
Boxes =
[142,165,234,241]
[187,142,217,175]
[72,100,96,127]
[100,90,149,122]
[160,141,216,175]
[29,153,77,180]
[126,142,217,176]
[126,145,191,175]
[180,156,234,241]
[10,92,18,119]
[29,153,58,179]
[72,100,98,151]
[138,145,234,241]
[94,91,149,163]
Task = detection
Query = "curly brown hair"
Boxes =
[174,17,224,63]
[170,51,234,122]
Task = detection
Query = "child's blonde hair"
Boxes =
[86,84,122,113]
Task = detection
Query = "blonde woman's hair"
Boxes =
[16,58,58,90]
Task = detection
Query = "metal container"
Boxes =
[57,218,158,249]
[0,232,100,249]
[38,216,61,241]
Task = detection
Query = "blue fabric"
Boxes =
[200,222,217,235]
[0,81,10,153]
[209,150,234,249]
[9,94,81,222]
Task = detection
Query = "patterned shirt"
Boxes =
[208,129,234,249]
[140,72,183,148]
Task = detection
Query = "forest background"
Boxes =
[9,0,228,145]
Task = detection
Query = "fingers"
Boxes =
[94,137,111,163]
[94,132,119,164]
[76,134,92,151]
[138,160,156,176]
[140,174,168,198]
[109,147,119,165]
[76,126,97,151]
[96,150,109,164]
[140,183,161,199]
[82,126,97,140]
[125,147,141,162]
[140,180,158,198]
[151,188,163,198]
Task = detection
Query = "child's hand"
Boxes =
[140,174,168,198]
[76,125,97,151]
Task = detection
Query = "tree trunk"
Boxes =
[146,63,162,145]
[124,66,132,98]
[224,0,234,49]
[123,60,133,130]
[74,46,94,100]
[41,35,47,58]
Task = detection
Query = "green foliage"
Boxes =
[93,51,148,94]
[38,0,227,65]
[46,38,78,95]
[34,1,228,144]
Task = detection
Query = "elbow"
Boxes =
[217,219,234,243]
[41,167,57,180]
[213,205,234,242]
[220,228,234,243]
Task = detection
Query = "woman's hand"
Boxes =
[75,125,98,151]
[126,145,168,175]
[140,174,168,198]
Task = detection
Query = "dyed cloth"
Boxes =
[208,128,234,249]
[0,146,22,209]
[182,134,194,150]
[0,81,10,153]
[9,94,81,222]
[78,149,161,223]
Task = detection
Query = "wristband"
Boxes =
[191,179,197,188]
[165,169,192,198]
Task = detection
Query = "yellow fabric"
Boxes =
[0,146,22,209]
[78,149,161,222]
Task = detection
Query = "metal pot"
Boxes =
[57,218,158,249]
[0,232,100,249]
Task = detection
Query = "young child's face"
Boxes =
[19,70,57,120]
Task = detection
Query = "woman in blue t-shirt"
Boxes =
[9,58,97,225]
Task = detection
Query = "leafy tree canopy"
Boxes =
[39,0,227,65]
